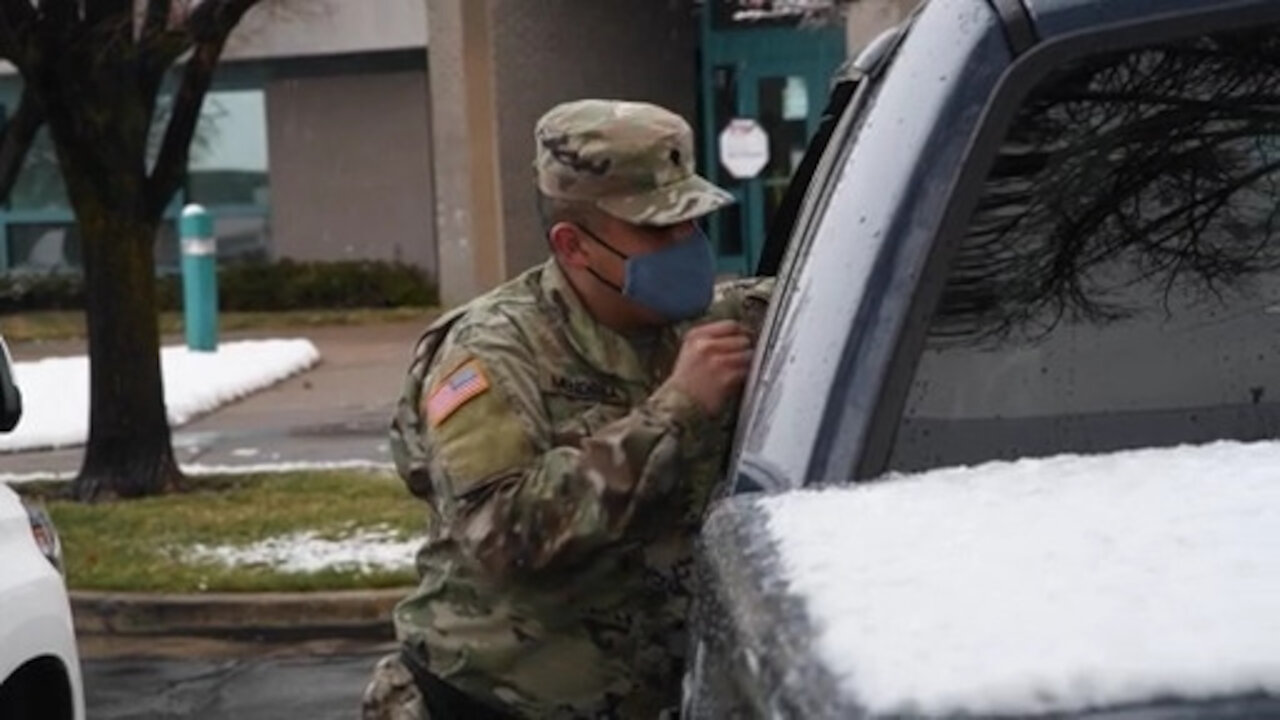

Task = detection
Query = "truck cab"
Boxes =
[688,0,1280,716]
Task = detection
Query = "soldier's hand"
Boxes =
[661,320,754,416]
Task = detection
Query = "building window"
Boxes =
[6,223,79,271]
[188,89,270,209]
[185,89,272,263]
[10,128,71,214]
[0,86,273,272]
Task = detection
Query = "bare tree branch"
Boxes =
[187,0,261,41]
[0,0,37,64]
[146,0,262,215]
[84,0,130,29]
[39,0,79,31]
[145,42,217,216]
[141,0,173,43]
[933,29,1280,347]
[145,0,264,93]
[0,83,44,203]
[143,33,193,88]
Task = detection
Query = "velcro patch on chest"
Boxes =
[425,360,491,427]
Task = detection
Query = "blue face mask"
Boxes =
[581,225,717,322]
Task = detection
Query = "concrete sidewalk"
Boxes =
[0,319,431,476]
[72,588,410,660]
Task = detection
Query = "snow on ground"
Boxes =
[0,339,320,453]
[762,440,1280,717]
[0,459,395,485]
[182,526,420,574]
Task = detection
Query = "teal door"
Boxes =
[699,4,845,275]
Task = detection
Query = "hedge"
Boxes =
[0,259,438,314]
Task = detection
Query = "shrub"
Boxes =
[0,272,85,312]
[0,259,437,314]
[215,259,437,311]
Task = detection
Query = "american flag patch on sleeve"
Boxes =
[425,360,492,427]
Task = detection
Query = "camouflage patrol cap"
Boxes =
[535,99,735,226]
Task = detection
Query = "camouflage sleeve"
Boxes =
[702,276,776,335]
[419,328,713,581]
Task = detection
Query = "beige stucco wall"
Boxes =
[265,70,436,275]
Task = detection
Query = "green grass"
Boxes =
[0,307,434,343]
[22,470,428,593]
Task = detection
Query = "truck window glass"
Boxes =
[888,25,1280,473]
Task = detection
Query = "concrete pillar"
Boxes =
[487,0,698,278]
[426,0,506,306]
[426,0,698,304]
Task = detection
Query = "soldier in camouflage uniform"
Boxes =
[362,98,773,720]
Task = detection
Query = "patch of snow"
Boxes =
[762,440,1280,716]
[180,460,394,476]
[0,339,320,453]
[183,527,419,574]
[0,460,394,486]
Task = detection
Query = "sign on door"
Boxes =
[719,118,771,179]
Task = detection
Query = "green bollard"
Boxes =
[180,204,219,352]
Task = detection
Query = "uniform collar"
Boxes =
[539,259,674,385]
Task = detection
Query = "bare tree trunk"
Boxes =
[2,0,265,501]
[72,207,182,501]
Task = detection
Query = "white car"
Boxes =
[0,337,84,720]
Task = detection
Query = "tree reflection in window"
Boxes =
[935,30,1280,345]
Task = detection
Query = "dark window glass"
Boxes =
[7,223,180,273]
[11,129,71,213]
[889,27,1280,472]
[186,90,270,208]
[757,75,811,230]
[7,223,80,270]
[712,64,745,257]
[719,202,745,256]
[713,64,741,190]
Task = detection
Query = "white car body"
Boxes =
[0,483,84,720]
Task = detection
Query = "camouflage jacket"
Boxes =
[389,259,772,719]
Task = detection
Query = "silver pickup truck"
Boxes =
[687,0,1280,717]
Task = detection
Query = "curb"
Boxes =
[70,587,412,644]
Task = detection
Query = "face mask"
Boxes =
[580,225,717,322]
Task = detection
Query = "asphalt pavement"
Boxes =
[83,641,395,720]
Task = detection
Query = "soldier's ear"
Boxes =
[549,222,592,269]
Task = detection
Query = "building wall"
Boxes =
[265,70,437,275]
[425,0,502,303]
[489,0,699,276]
[426,0,698,304]
[227,0,427,60]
